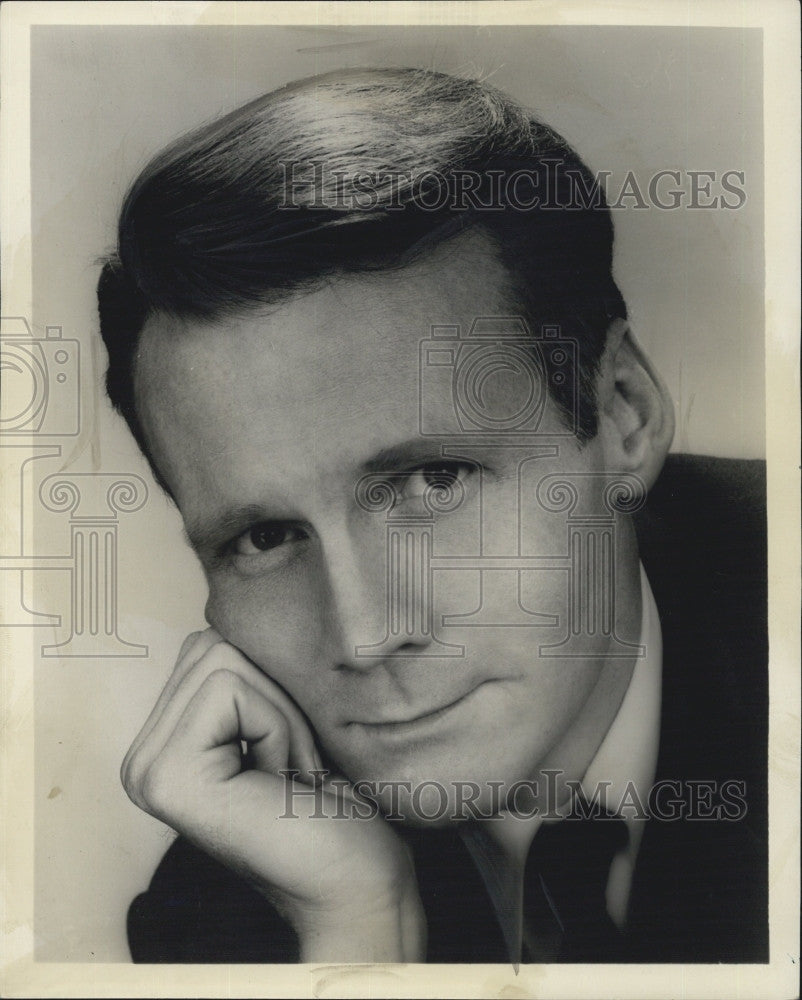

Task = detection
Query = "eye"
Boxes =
[398,461,475,505]
[233,522,306,557]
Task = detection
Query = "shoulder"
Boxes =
[635,453,766,542]
[628,454,769,961]
[634,453,767,623]
[634,452,768,741]
[127,836,298,963]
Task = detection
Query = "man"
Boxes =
[97,68,767,964]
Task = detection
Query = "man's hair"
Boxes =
[98,67,626,483]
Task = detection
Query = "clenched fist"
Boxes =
[121,629,426,961]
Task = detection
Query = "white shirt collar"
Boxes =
[460,563,663,956]
[581,562,663,925]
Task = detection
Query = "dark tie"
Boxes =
[522,808,630,963]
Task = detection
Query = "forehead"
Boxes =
[134,234,518,506]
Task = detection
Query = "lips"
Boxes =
[349,683,486,733]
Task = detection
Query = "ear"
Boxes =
[596,319,675,490]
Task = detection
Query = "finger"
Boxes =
[319,770,372,806]
[154,627,227,711]
[176,627,223,667]
[237,666,322,779]
[181,644,317,776]
[170,670,292,776]
[124,628,224,766]
[126,641,318,789]
[130,670,292,816]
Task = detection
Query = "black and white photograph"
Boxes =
[1,2,799,998]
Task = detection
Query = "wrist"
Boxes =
[297,883,426,963]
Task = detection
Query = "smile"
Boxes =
[349,683,489,737]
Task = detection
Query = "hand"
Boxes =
[121,629,426,961]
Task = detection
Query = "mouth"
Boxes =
[348,682,489,738]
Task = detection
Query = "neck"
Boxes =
[459,538,648,963]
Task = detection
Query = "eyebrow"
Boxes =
[184,502,281,556]
[184,438,466,555]
[360,438,462,474]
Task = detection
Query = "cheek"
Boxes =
[533,660,603,716]
[204,575,322,686]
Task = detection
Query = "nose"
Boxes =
[319,518,433,671]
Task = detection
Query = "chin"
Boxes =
[331,743,541,827]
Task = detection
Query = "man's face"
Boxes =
[136,235,640,821]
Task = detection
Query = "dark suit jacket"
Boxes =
[127,455,769,963]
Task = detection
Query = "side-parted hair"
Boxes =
[98,67,626,484]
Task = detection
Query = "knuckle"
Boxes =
[202,665,242,696]
[173,629,224,680]
[120,750,134,791]
[121,751,148,809]
[173,653,239,704]
[176,629,204,664]
[201,643,245,674]
[121,743,143,791]
[271,710,290,742]
[185,629,206,649]
[140,757,174,812]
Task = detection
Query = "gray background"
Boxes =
[29,24,764,961]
